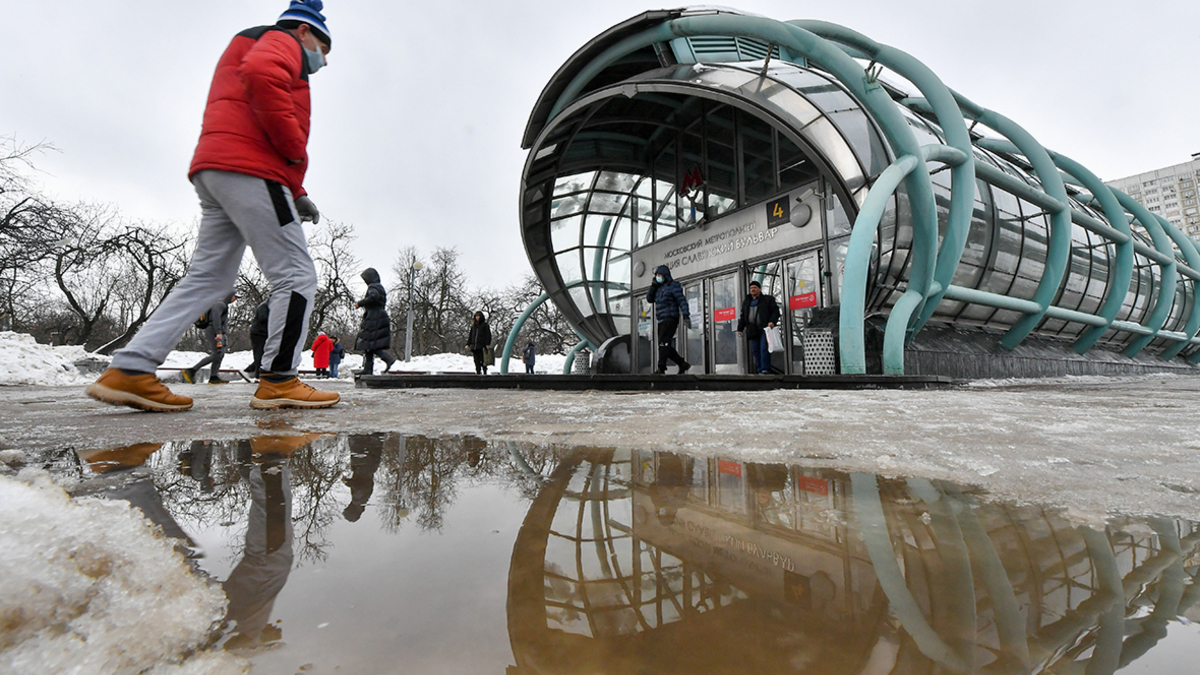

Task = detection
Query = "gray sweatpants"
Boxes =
[112,170,318,378]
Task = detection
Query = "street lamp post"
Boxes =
[404,261,423,362]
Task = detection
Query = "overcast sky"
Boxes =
[6,1,1199,290]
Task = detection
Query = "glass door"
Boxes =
[709,272,741,374]
[682,282,705,373]
[748,260,784,373]
[636,297,654,374]
[784,253,822,374]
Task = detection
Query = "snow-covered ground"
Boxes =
[0,471,249,674]
[0,331,569,387]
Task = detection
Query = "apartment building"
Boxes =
[1105,155,1200,236]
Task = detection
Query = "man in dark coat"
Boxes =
[184,293,237,384]
[466,311,492,375]
[355,268,396,375]
[736,279,781,374]
[646,265,692,375]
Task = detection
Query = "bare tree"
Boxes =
[94,223,191,354]
[305,219,360,344]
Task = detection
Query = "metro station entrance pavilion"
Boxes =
[516,7,1200,379]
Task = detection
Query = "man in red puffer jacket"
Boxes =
[88,1,340,412]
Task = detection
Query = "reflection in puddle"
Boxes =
[71,438,1200,674]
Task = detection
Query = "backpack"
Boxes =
[194,312,211,330]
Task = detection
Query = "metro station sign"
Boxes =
[632,186,823,286]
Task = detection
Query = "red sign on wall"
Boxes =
[713,307,737,322]
[798,476,829,497]
[789,292,818,311]
[718,460,742,477]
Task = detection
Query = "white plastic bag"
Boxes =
[765,325,783,353]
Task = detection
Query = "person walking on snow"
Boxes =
[355,268,396,375]
[87,0,339,411]
[647,265,693,374]
[184,293,237,384]
[310,331,332,378]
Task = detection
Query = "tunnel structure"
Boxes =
[516,7,1200,378]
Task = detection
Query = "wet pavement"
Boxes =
[64,433,1200,674]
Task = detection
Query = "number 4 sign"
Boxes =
[767,196,790,229]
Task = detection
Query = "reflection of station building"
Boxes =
[507,450,1200,674]
[516,8,1200,378]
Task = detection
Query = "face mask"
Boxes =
[654,275,664,284]
[304,44,326,73]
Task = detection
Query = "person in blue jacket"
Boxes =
[646,265,693,375]
[521,342,536,374]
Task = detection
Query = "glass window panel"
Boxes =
[607,254,631,289]
[550,193,588,219]
[610,294,631,335]
[569,286,595,318]
[740,112,776,203]
[706,104,737,217]
[635,176,654,199]
[636,219,653,248]
[827,190,854,238]
[596,171,638,193]
[636,193,654,224]
[611,217,632,253]
[949,180,993,290]
[584,213,615,250]
[779,134,818,191]
[582,247,607,282]
[678,128,704,228]
[801,117,864,191]
[830,237,849,304]
[795,81,856,114]
[587,192,629,216]
[554,172,596,197]
[555,249,583,285]
[550,215,583,254]
[760,83,822,128]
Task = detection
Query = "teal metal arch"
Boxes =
[534,10,1200,375]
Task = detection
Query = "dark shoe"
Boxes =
[181,368,197,384]
[679,363,691,375]
[654,368,666,375]
[250,377,340,410]
[86,369,193,412]
[208,378,228,385]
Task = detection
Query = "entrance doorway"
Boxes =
[709,272,740,374]
[784,252,822,374]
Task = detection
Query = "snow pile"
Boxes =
[0,332,100,387]
[0,471,248,675]
[0,330,575,386]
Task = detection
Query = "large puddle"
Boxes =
[66,434,1200,674]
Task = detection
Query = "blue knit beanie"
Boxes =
[278,0,331,47]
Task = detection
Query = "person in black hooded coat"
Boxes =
[466,311,492,375]
[355,268,396,375]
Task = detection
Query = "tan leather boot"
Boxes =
[86,369,193,412]
[250,377,339,410]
